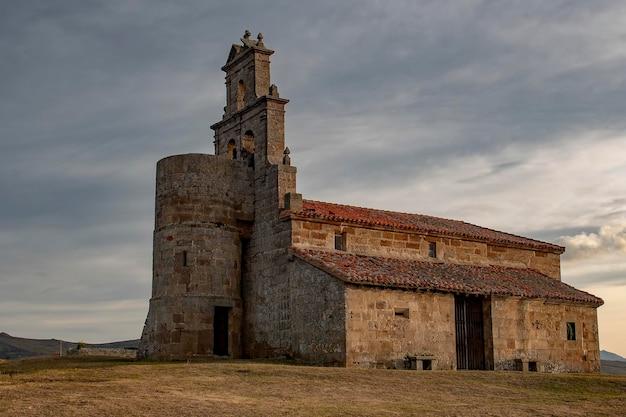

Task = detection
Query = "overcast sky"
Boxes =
[1,1,625,357]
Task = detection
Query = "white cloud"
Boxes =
[557,223,626,260]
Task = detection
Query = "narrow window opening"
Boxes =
[182,250,188,267]
[528,361,538,372]
[566,322,576,341]
[394,308,409,319]
[237,80,245,110]
[227,139,236,160]
[334,232,346,251]
[428,242,437,258]
[241,130,255,167]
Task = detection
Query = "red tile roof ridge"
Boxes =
[292,199,564,253]
[289,247,602,306]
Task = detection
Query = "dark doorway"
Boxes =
[214,306,230,356]
[455,295,486,370]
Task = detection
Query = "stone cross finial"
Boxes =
[241,30,264,48]
[241,30,255,47]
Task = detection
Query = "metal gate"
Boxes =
[455,295,485,370]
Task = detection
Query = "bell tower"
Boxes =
[211,31,300,359]
[211,30,290,168]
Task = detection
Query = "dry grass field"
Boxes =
[1,357,625,416]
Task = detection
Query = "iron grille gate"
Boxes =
[455,295,486,370]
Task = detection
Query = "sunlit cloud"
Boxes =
[557,223,626,260]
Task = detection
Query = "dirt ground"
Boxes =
[1,357,625,416]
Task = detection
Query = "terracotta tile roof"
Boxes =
[291,247,603,306]
[291,200,564,253]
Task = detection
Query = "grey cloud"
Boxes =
[457,160,525,184]
[566,268,626,288]
[596,199,626,222]
[0,299,147,342]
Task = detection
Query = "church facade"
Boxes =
[138,32,603,372]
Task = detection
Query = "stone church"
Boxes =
[139,31,603,372]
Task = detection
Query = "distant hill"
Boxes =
[600,350,626,362]
[599,351,626,375]
[0,332,139,359]
[601,360,626,376]
[2,332,624,374]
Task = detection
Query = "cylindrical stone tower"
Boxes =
[138,153,254,360]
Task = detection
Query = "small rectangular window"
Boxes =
[183,250,188,267]
[394,308,409,319]
[566,322,576,341]
[334,233,346,251]
[428,242,437,258]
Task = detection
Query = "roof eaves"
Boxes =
[289,247,602,306]
[289,211,564,253]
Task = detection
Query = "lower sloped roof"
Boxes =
[290,247,603,306]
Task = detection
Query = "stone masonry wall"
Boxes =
[291,219,561,279]
[243,163,297,358]
[288,259,346,365]
[345,286,456,369]
[491,297,601,373]
[67,348,137,359]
